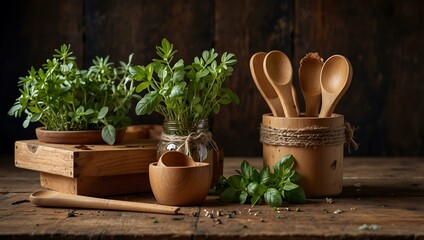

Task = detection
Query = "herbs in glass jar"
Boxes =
[8,44,139,145]
[130,38,239,160]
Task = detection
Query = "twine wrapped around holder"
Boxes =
[160,131,219,156]
[260,122,359,152]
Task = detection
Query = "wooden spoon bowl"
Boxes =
[263,50,298,117]
[299,53,324,117]
[319,55,352,117]
[250,52,285,117]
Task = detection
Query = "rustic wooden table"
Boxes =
[0,155,423,239]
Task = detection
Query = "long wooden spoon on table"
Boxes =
[299,53,324,117]
[29,190,180,215]
[319,55,353,117]
[250,52,285,117]
[263,50,298,117]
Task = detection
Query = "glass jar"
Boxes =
[157,119,217,163]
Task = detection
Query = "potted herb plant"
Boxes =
[130,38,239,162]
[8,44,139,145]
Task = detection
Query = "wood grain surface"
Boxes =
[1,155,423,239]
[1,0,423,157]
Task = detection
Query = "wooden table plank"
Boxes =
[0,192,199,240]
[196,197,424,240]
[1,155,423,239]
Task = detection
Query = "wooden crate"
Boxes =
[14,125,160,197]
[15,139,158,178]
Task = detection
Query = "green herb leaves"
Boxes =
[218,155,306,207]
[131,38,239,124]
[8,44,139,145]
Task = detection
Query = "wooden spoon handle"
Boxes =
[277,85,298,117]
[30,190,180,215]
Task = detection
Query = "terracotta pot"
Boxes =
[35,127,125,144]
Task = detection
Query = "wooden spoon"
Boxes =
[319,55,353,117]
[263,50,298,117]
[250,52,284,117]
[291,85,300,116]
[29,190,180,215]
[299,53,324,117]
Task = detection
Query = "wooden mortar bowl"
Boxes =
[149,162,211,206]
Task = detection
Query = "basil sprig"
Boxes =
[218,155,306,207]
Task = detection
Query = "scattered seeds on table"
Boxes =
[358,224,381,231]
[333,209,343,214]
[67,210,77,217]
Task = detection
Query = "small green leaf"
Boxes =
[264,188,282,207]
[23,118,30,128]
[102,125,116,145]
[239,191,248,204]
[173,59,184,70]
[247,182,267,196]
[135,91,160,115]
[172,69,185,82]
[30,113,42,122]
[98,107,109,119]
[136,81,150,93]
[196,69,209,79]
[240,178,249,191]
[84,109,94,115]
[283,181,300,191]
[259,165,272,185]
[194,104,203,114]
[251,168,260,182]
[170,82,186,97]
[219,187,240,203]
[157,67,167,80]
[240,160,253,179]
[226,175,242,189]
[274,154,295,176]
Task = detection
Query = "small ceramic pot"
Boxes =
[149,161,211,206]
[35,127,125,144]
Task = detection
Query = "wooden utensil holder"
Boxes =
[261,113,345,197]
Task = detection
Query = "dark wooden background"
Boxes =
[1,0,423,157]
